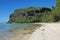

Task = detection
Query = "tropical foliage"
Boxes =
[8,0,60,23]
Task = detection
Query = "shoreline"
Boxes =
[28,23,60,40]
[7,24,42,40]
[0,23,60,40]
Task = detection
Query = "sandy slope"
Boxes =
[2,23,60,40]
[28,23,60,40]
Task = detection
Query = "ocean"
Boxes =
[0,23,40,40]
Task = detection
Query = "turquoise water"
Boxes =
[0,23,34,40]
[0,23,33,32]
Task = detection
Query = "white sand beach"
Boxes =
[28,23,60,40]
[2,23,60,40]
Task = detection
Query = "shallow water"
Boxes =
[0,23,33,32]
[0,23,35,40]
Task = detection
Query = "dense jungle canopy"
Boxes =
[8,0,60,23]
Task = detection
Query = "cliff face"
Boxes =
[8,7,52,23]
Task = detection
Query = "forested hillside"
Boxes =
[8,0,60,23]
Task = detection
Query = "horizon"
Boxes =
[0,0,56,23]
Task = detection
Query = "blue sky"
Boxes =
[0,0,56,23]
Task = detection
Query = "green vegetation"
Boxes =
[8,7,52,23]
[8,0,60,23]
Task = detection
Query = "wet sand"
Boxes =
[0,24,41,40]
[1,23,60,40]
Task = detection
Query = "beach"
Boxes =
[28,23,60,40]
[0,23,41,40]
[10,23,60,40]
[0,23,60,40]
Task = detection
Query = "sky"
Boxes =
[0,0,56,23]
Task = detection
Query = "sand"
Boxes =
[28,23,60,40]
[5,24,41,40]
[1,23,60,40]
